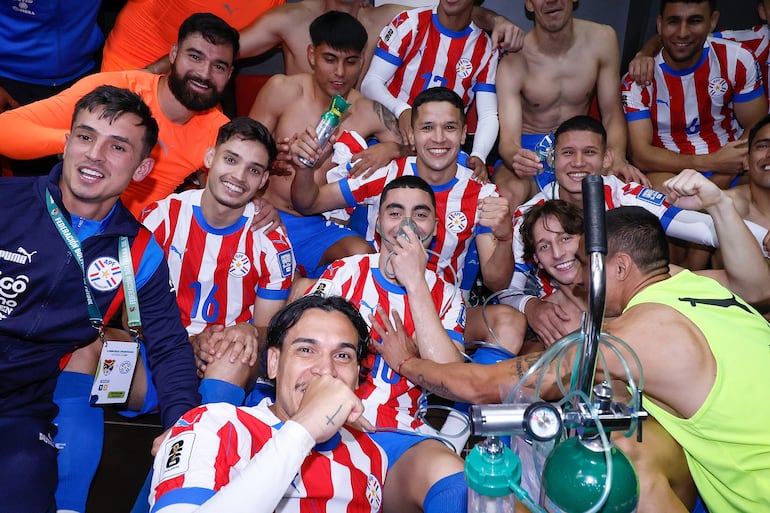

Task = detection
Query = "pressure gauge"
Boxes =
[523,402,562,442]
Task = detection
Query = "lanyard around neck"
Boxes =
[46,189,142,338]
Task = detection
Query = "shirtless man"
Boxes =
[728,113,770,250]
[249,12,402,277]
[236,0,523,81]
[621,0,767,192]
[493,0,644,211]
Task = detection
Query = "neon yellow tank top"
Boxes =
[625,271,770,513]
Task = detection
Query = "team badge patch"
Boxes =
[636,187,666,206]
[366,473,383,512]
[87,257,122,291]
[456,58,473,79]
[446,211,468,233]
[708,77,728,97]
[278,250,293,278]
[229,252,251,278]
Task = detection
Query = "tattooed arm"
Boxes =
[372,312,553,403]
[347,99,412,179]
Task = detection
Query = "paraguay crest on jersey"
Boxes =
[229,252,251,278]
[87,256,122,291]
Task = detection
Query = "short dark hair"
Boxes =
[606,207,669,274]
[266,295,370,364]
[380,175,437,211]
[411,87,466,125]
[72,85,159,159]
[554,115,607,149]
[309,11,367,53]
[520,200,584,263]
[748,113,770,150]
[178,12,240,59]
[215,117,278,166]
[660,0,717,15]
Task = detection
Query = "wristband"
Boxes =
[397,354,417,375]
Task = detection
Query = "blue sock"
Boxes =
[423,471,467,513]
[198,378,245,406]
[53,371,104,513]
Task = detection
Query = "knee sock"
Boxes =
[53,371,104,513]
[198,378,245,406]
[422,471,467,513]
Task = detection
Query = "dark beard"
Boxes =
[167,69,221,111]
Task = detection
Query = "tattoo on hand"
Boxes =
[326,404,343,425]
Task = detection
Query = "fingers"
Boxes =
[512,149,543,177]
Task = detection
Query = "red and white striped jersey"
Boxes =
[715,25,770,110]
[140,189,294,335]
[150,400,387,513]
[374,6,498,109]
[621,37,763,156]
[307,254,465,430]
[335,133,499,291]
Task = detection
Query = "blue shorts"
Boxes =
[278,210,361,278]
[521,133,556,191]
[369,430,435,470]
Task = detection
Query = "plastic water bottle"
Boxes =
[466,437,520,513]
[297,94,351,167]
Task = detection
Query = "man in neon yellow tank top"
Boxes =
[587,191,770,513]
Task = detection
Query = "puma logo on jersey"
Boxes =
[678,294,751,314]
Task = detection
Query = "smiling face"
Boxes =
[309,43,362,99]
[61,107,153,219]
[748,121,770,190]
[412,100,466,178]
[525,0,577,32]
[203,136,270,212]
[168,33,234,111]
[267,308,361,422]
[532,214,581,286]
[553,130,610,206]
[657,1,718,70]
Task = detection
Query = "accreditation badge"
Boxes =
[90,340,140,404]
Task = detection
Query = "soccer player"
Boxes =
[291,87,514,299]
[493,0,644,211]
[621,0,768,191]
[0,13,238,217]
[140,117,295,404]
[149,295,388,513]
[504,115,770,345]
[0,85,199,513]
[361,0,500,178]
[249,11,404,278]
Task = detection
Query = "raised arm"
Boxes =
[663,169,770,305]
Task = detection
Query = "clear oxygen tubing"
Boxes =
[379,218,459,315]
